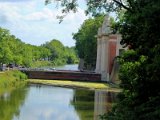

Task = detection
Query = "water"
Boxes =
[42,64,78,71]
[0,85,117,120]
[55,64,78,71]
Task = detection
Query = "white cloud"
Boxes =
[24,8,56,22]
[64,8,87,23]
[0,2,29,23]
[0,0,33,2]
[0,0,88,47]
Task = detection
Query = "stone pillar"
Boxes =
[101,15,111,81]
[95,15,111,81]
[101,35,109,81]
[95,28,102,73]
[105,37,110,81]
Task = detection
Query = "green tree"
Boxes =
[39,47,51,61]
[65,46,78,64]
[0,43,13,64]
[0,27,78,68]
[106,0,160,119]
[0,28,14,64]
[73,15,104,70]
[21,45,33,67]
[43,39,68,65]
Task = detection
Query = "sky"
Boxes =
[0,0,88,47]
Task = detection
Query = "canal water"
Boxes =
[42,64,79,71]
[0,85,117,120]
[0,65,117,120]
[55,64,78,71]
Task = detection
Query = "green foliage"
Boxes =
[73,15,104,70]
[43,39,64,60]
[0,27,78,68]
[106,0,160,119]
[0,27,51,67]
[0,70,27,94]
[12,70,28,80]
[31,61,53,68]
[65,46,79,64]
[42,39,78,66]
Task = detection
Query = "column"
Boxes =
[101,35,109,81]
[95,37,102,73]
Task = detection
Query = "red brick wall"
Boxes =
[108,40,117,74]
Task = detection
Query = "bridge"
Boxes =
[21,69,101,82]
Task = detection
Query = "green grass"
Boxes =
[0,70,27,95]
[28,79,121,92]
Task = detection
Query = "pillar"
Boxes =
[95,37,102,73]
[95,15,111,81]
[101,35,109,81]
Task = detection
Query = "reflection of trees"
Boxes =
[72,89,117,120]
[0,87,28,120]
[71,89,95,120]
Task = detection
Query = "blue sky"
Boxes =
[0,0,88,47]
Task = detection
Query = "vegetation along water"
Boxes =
[0,70,27,95]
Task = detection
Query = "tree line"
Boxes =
[0,27,78,68]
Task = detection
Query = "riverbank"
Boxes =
[28,79,121,92]
[0,70,27,95]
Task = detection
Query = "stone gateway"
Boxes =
[95,15,125,82]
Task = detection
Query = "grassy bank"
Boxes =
[0,70,27,94]
[28,79,121,92]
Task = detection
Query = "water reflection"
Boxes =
[72,89,117,120]
[0,85,117,120]
[71,89,95,120]
[13,85,78,120]
[0,88,28,120]
[94,90,117,120]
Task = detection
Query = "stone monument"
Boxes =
[95,15,123,81]
[95,15,111,81]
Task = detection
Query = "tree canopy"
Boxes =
[42,39,78,65]
[0,27,78,68]
[107,1,160,119]
[73,15,104,70]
